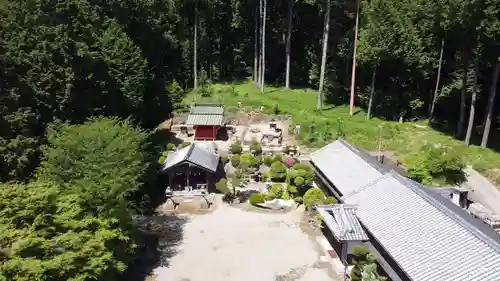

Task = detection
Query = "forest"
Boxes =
[0,0,499,280]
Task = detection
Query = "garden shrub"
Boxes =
[290,163,315,188]
[273,154,283,163]
[322,196,338,204]
[406,144,465,185]
[293,176,305,187]
[294,196,303,204]
[268,184,284,199]
[254,155,262,166]
[223,192,236,203]
[221,155,229,164]
[240,153,256,168]
[287,184,298,194]
[249,193,266,206]
[158,151,168,164]
[261,171,270,182]
[230,139,243,154]
[269,162,287,182]
[215,179,230,194]
[250,138,262,154]
[166,143,176,150]
[263,155,275,166]
[350,246,387,281]
[282,192,290,200]
[230,155,241,168]
[303,187,325,210]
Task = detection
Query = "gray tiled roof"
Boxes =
[310,139,387,197]
[344,171,500,281]
[162,143,220,172]
[316,205,369,241]
[186,114,223,126]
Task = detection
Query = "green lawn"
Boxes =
[183,81,500,185]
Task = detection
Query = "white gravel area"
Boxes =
[153,204,335,281]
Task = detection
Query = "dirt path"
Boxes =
[153,204,337,281]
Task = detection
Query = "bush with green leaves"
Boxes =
[38,117,149,218]
[263,155,275,166]
[158,151,168,164]
[249,193,266,206]
[289,163,315,188]
[216,178,230,194]
[293,176,305,187]
[230,139,243,154]
[282,192,290,200]
[230,155,241,168]
[406,144,466,185]
[250,138,262,154]
[350,246,387,281]
[240,153,256,168]
[14,117,148,281]
[268,184,284,199]
[166,143,176,150]
[287,184,298,194]
[269,162,287,182]
[322,196,338,205]
[221,155,230,164]
[303,187,326,210]
[0,181,135,281]
[294,196,303,204]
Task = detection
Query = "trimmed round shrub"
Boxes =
[273,155,283,163]
[293,176,305,187]
[253,155,262,167]
[303,188,326,210]
[221,155,230,164]
[268,184,284,199]
[263,155,275,167]
[240,153,256,167]
[230,155,241,168]
[287,184,298,194]
[282,192,290,200]
[269,162,287,182]
[166,143,176,150]
[158,151,168,164]
[230,140,243,154]
[215,179,230,194]
[249,193,266,206]
[322,196,338,205]
[294,196,303,204]
[250,138,262,154]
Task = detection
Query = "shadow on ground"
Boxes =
[121,215,188,281]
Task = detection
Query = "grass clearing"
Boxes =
[183,81,500,185]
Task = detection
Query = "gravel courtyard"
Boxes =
[153,204,336,281]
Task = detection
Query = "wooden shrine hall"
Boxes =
[161,143,221,192]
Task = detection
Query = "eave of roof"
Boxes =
[344,171,500,281]
[310,139,387,197]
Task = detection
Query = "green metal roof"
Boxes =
[190,104,224,115]
[186,114,223,126]
[186,103,224,125]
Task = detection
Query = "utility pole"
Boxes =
[193,0,198,90]
[349,0,360,115]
